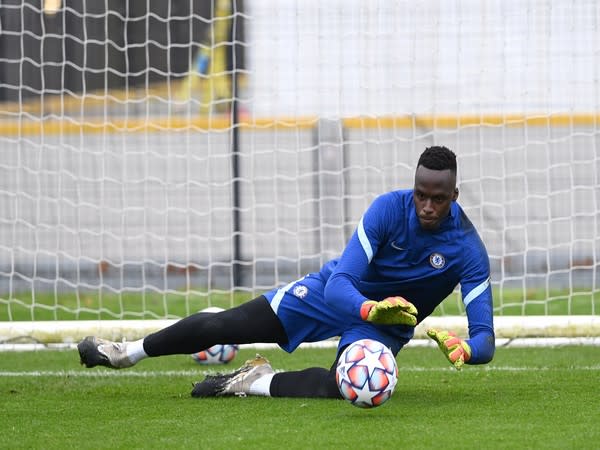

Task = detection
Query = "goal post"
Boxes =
[0,1,599,345]
[1,315,600,347]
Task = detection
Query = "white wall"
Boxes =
[247,0,600,116]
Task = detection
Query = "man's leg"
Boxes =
[268,344,347,399]
[193,279,347,399]
[269,364,342,399]
[144,296,287,355]
[78,296,288,369]
[192,345,346,399]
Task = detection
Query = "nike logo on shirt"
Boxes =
[391,241,406,251]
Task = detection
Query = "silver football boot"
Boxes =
[191,354,274,397]
[78,336,135,369]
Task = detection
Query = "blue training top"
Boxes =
[321,189,495,364]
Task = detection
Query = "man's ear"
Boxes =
[453,188,459,201]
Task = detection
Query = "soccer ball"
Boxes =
[191,344,239,365]
[335,339,398,408]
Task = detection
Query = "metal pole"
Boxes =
[231,14,241,289]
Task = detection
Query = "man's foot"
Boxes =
[78,336,135,369]
[191,354,273,397]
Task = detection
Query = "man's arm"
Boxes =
[429,235,495,369]
[323,194,417,325]
[322,194,391,318]
[427,286,494,369]
[462,281,495,364]
[458,235,495,365]
[323,221,372,319]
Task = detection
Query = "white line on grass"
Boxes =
[1,365,599,378]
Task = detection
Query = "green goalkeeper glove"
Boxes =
[427,329,472,370]
[360,297,418,326]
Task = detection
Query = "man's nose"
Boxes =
[422,199,433,213]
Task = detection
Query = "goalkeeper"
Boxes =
[78,146,495,398]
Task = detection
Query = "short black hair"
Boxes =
[417,146,457,174]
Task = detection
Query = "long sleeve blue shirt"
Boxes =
[321,190,495,364]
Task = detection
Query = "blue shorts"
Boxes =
[263,273,413,355]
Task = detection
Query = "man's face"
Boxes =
[413,166,458,230]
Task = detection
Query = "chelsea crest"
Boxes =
[293,284,308,299]
[429,253,445,269]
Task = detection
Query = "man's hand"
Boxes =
[427,329,471,370]
[360,297,418,326]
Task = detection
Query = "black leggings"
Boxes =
[143,296,342,398]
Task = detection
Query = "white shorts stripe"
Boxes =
[463,277,490,308]
[269,278,303,314]
[357,217,373,262]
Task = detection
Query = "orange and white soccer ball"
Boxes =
[335,339,398,408]
[191,344,239,365]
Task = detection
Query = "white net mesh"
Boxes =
[0,1,598,336]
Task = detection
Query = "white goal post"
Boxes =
[0,1,598,345]
[1,316,600,348]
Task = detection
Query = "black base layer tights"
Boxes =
[143,296,287,356]
[143,296,342,398]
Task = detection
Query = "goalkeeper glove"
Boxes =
[360,297,418,326]
[427,329,472,370]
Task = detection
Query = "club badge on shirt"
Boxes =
[429,253,446,269]
[293,284,308,299]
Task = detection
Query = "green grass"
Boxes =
[2,288,599,321]
[1,346,599,449]
[0,291,248,321]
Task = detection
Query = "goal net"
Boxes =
[1,0,598,345]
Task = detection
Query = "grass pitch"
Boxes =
[1,345,599,449]
[3,287,599,321]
